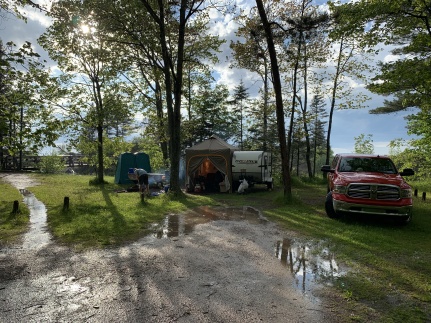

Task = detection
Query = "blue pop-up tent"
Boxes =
[114,152,151,184]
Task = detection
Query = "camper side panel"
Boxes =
[232,151,272,185]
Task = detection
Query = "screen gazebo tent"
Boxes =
[185,135,239,192]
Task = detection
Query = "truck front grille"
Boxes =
[348,184,400,200]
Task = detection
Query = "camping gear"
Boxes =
[237,179,249,194]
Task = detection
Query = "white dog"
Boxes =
[237,179,249,194]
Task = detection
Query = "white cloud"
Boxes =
[383,54,401,63]
[25,8,52,28]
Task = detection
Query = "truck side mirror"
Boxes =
[321,165,334,173]
[400,168,415,176]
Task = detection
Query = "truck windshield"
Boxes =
[338,157,397,174]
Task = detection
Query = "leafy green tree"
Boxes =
[243,94,278,152]
[279,0,329,179]
[255,0,291,198]
[230,81,250,150]
[91,0,223,194]
[131,135,166,173]
[182,82,236,147]
[290,116,306,176]
[330,0,431,175]
[0,40,63,170]
[309,94,328,176]
[323,3,374,165]
[354,133,374,154]
[389,138,430,179]
[39,0,134,183]
[75,132,133,173]
[230,14,273,151]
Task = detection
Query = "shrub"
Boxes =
[39,153,65,174]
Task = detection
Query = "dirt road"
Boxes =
[0,174,342,322]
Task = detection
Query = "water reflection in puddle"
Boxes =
[275,238,343,293]
[150,205,267,239]
[149,205,344,294]
[19,189,52,249]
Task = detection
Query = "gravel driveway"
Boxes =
[0,174,342,322]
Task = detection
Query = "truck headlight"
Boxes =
[333,185,347,194]
[401,189,412,198]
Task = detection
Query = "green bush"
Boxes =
[39,153,65,174]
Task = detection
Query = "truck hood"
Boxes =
[337,172,411,188]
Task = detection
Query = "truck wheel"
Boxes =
[325,192,340,219]
[399,214,412,225]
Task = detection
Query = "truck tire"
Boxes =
[325,192,340,219]
[399,214,412,225]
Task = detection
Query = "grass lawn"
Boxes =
[0,180,30,245]
[261,179,431,322]
[24,174,219,249]
[1,173,430,321]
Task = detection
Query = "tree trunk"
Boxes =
[155,80,168,164]
[326,38,344,165]
[168,0,188,195]
[97,124,104,183]
[289,43,300,178]
[256,0,291,198]
[155,0,177,193]
[302,45,313,178]
[263,57,268,152]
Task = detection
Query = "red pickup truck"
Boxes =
[321,153,415,223]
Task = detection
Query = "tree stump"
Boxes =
[63,196,70,210]
[12,200,19,214]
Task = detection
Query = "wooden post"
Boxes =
[63,196,70,210]
[422,192,426,201]
[12,200,19,214]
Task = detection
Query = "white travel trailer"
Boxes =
[232,151,273,189]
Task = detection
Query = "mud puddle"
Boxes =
[149,205,344,294]
[19,189,52,249]
[149,205,267,238]
[275,238,344,294]
[1,174,51,250]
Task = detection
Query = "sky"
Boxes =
[0,0,416,156]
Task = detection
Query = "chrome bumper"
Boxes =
[333,200,412,217]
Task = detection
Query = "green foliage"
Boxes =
[2,172,431,320]
[131,135,166,172]
[332,0,431,171]
[354,133,374,154]
[0,181,30,244]
[26,174,216,249]
[39,152,65,174]
[0,41,63,159]
[182,81,237,148]
[75,135,133,171]
[389,139,431,180]
[262,181,431,321]
[0,0,44,21]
